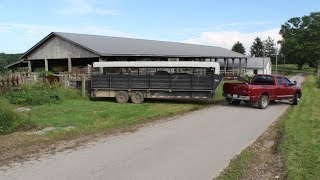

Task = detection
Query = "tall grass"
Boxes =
[0,97,24,134]
[280,76,320,179]
[2,83,80,106]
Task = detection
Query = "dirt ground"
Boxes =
[239,113,286,180]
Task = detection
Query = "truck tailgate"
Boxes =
[223,82,249,96]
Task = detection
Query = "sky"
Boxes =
[0,0,319,54]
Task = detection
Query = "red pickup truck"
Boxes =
[223,74,302,109]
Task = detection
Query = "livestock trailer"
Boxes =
[90,61,223,103]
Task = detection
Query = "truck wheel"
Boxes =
[130,91,144,104]
[232,100,241,105]
[292,93,300,105]
[258,95,269,109]
[226,97,232,104]
[115,91,129,103]
[226,98,240,105]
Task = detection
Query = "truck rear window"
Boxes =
[251,75,275,85]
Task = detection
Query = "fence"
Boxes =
[0,72,37,87]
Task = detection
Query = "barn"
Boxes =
[217,57,272,76]
[5,32,248,75]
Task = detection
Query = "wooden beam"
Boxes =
[28,60,32,73]
[68,58,72,72]
[245,58,248,75]
[224,58,227,75]
[44,59,48,72]
[99,58,103,74]
[239,58,242,76]
[232,58,235,75]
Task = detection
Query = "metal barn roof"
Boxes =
[21,32,248,59]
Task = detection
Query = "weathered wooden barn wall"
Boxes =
[26,36,99,60]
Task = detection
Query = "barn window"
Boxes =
[253,69,258,74]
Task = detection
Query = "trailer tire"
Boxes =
[130,91,144,104]
[258,95,269,109]
[115,91,129,103]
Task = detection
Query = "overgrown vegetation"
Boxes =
[279,76,320,179]
[2,83,80,106]
[0,97,30,134]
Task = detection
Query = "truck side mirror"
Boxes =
[294,81,297,86]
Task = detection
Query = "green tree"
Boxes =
[263,36,276,57]
[231,41,246,54]
[279,12,320,73]
[250,37,264,57]
[0,53,22,72]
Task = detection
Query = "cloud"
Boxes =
[0,22,135,53]
[184,28,282,55]
[59,0,120,16]
[181,21,274,33]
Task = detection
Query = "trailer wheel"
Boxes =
[130,91,144,104]
[115,91,129,103]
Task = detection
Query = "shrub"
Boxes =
[3,83,80,106]
[0,97,21,134]
[317,76,320,88]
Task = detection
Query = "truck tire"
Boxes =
[231,100,241,105]
[292,93,300,105]
[226,97,232,104]
[258,95,269,109]
[115,91,129,103]
[130,91,144,104]
[226,98,240,105]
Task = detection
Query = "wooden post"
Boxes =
[245,58,248,75]
[44,59,48,72]
[82,74,86,97]
[68,58,72,73]
[28,60,32,73]
[224,58,227,75]
[99,58,104,74]
[239,58,242,76]
[232,58,235,75]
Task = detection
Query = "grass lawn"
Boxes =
[273,64,315,75]
[27,99,209,139]
[25,79,226,139]
[279,76,320,179]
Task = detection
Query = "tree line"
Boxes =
[0,53,23,72]
[231,12,320,75]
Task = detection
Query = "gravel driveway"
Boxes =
[0,75,304,180]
